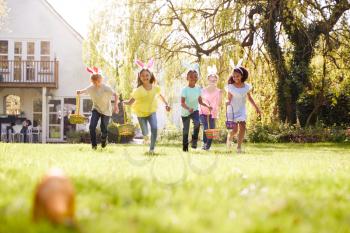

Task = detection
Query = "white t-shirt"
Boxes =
[85,83,115,116]
[227,83,252,122]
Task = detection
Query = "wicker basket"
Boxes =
[118,105,135,136]
[118,123,135,136]
[204,128,221,140]
[203,107,220,140]
[69,95,86,124]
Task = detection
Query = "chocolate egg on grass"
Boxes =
[32,168,75,226]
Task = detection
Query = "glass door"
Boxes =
[48,98,63,141]
[63,98,76,140]
[0,40,9,82]
[26,42,35,81]
[14,42,22,81]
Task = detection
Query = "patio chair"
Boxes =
[1,127,8,142]
[32,126,41,143]
[26,126,34,143]
[11,124,23,143]
[1,124,15,142]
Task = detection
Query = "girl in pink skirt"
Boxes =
[199,65,223,150]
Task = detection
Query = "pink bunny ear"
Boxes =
[135,59,145,69]
[146,58,154,69]
[87,66,102,75]
[93,67,99,74]
[86,67,94,74]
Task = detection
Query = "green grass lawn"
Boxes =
[0,143,350,233]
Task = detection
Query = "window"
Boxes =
[27,42,35,58]
[63,98,76,137]
[14,42,22,54]
[40,41,51,71]
[26,42,35,80]
[41,41,50,55]
[14,42,22,81]
[82,99,93,121]
[0,40,8,69]
[0,40,8,55]
[33,99,42,127]
[5,95,21,115]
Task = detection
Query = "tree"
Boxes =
[254,0,350,124]
[0,0,8,28]
[140,0,350,124]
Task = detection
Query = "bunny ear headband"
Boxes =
[86,66,102,75]
[229,58,243,74]
[135,58,154,70]
[182,61,200,75]
[207,65,218,77]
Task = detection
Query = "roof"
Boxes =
[40,0,84,41]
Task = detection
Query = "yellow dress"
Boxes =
[131,85,161,117]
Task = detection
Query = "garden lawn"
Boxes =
[0,143,350,233]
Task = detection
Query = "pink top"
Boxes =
[199,88,221,118]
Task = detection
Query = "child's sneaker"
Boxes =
[183,145,189,152]
[149,149,155,155]
[101,138,107,148]
[92,145,97,150]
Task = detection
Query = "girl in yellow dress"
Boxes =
[124,59,170,154]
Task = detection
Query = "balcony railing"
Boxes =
[0,60,59,88]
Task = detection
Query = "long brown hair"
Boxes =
[137,69,156,87]
[228,67,248,84]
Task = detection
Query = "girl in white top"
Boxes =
[226,66,261,153]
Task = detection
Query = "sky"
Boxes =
[46,0,98,37]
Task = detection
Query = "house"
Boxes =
[0,0,91,143]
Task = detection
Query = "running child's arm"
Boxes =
[159,94,171,112]
[181,97,193,113]
[113,93,119,113]
[198,96,213,112]
[247,93,261,115]
[226,92,233,106]
[123,98,135,106]
[76,88,88,95]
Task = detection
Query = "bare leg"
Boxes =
[226,125,238,150]
[237,122,246,152]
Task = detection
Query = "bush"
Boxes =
[67,122,134,144]
[67,130,101,144]
[297,84,350,127]
[247,122,349,143]
[246,123,277,143]
[107,122,119,143]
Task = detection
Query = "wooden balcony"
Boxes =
[0,60,59,88]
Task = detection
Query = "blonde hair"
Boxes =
[208,74,218,80]
[90,74,103,82]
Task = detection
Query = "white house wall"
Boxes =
[0,0,90,96]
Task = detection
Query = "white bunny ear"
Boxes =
[207,65,217,76]
[236,58,243,67]
[193,63,200,71]
[207,66,213,74]
[229,59,236,69]
[182,61,191,70]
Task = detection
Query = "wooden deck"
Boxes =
[0,60,59,88]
